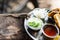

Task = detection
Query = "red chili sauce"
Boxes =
[44,25,57,36]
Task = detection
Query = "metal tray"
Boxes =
[24,8,60,40]
[24,19,53,40]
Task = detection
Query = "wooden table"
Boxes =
[0,13,33,40]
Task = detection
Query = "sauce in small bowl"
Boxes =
[42,24,59,38]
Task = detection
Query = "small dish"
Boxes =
[27,17,43,30]
[29,8,48,19]
[42,23,59,38]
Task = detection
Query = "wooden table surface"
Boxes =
[0,13,33,40]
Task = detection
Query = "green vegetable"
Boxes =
[28,21,39,27]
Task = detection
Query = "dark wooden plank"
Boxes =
[0,13,27,17]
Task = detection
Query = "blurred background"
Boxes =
[0,0,50,13]
[0,0,60,13]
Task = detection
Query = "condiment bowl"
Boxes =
[27,17,43,30]
[42,23,59,38]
